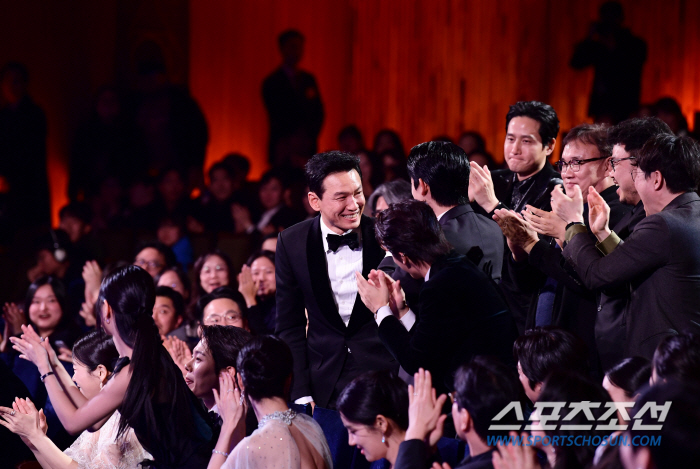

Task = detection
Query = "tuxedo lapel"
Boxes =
[306,217,347,331]
[347,216,384,335]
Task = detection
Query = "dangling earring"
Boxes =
[106,318,110,324]
[381,433,385,444]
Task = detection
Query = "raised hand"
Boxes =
[237,265,257,307]
[551,185,585,224]
[492,432,539,469]
[369,270,408,318]
[493,209,539,261]
[10,325,51,373]
[3,302,27,336]
[0,398,44,443]
[79,301,97,328]
[356,270,390,314]
[468,162,499,212]
[587,186,612,241]
[521,205,567,244]
[163,336,192,378]
[405,369,447,446]
[213,371,246,432]
[231,203,253,233]
[82,260,103,304]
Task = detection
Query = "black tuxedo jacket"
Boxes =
[564,192,700,358]
[275,215,396,407]
[378,251,517,395]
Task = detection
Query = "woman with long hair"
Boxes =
[8,265,216,468]
[0,330,150,468]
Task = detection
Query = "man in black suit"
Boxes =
[262,29,324,167]
[380,141,504,308]
[555,134,700,359]
[469,101,563,333]
[356,200,517,395]
[275,151,395,409]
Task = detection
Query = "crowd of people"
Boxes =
[2,25,700,469]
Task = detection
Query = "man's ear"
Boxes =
[544,138,556,156]
[457,407,471,434]
[175,315,183,328]
[417,178,430,197]
[308,191,321,212]
[652,171,664,191]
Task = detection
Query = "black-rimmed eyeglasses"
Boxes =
[555,156,608,173]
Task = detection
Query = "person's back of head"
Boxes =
[237,335,293,402]
[621,380,700,469]
[452,356,525,442]
[200,325,253,376]
[72,330,120,373]
[607,117,672,155]
[374,199,451,268]
[652,333,700,386]
[513,327,589,402]
[407,141,471,207]
[637,133,700,194]
[538,370,611,469]
[222,153,251,183]
[506,101,560,148]
[366,179,412,217]
[605,356,652,399]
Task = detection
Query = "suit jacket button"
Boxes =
[347,347,352,353]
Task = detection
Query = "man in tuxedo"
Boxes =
[555,134,700,358]
[469,101,562,333]
[262,29,324,166]
[357,200,517,395]
[380,141,504,309]
[275,151,395,409]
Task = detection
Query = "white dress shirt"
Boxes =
[320,217,363,327]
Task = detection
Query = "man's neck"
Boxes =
[430,201,456,220]
[643,190,687,216]
[320,215,352,235]
[515,161,547,182]
[593,178,615,194]
[465,432,492,458]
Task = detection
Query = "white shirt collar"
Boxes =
[320,216,359,253]
[425,266,432,281]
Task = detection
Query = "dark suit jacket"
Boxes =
[563,192,700,358]
[275,215,396,407]
[379,204,505,310]
[395,439,491,469]
[472,163,563,332]
[378,251,517,395]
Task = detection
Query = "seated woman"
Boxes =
[209,335,332,469]
[2,276,82,448]
[336,370,409,467]
[9,265,216,468]
[237,250,276,335]
[192,250,234,310]
[0,330,150,468]
[197,287,249,331]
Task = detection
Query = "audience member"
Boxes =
[238,250,277,335]
[469,101,562,333]
[157,214,194,268]
[337,370,409,467]
[193,162,237,233]
[153,286,186,339]
[132,241,176,278]
[156,265,191,302]
[193,250,234,305]
[358,149,385,196]
[263,29,324,167]
[338,125,365,154]
[197,287,248,330]
[276,151,396,409]
[650,333,700,385]
[556,134,700,358]
[513,327,589,403]
[360,200,517,395]
[457,131,486,156]
[653,96,689,136]
[1,330,150,467]
[366,179,412,218]
[260,233,278,252]
[373,129,405,158]
[380,148,410,182]
[209,335,332,469]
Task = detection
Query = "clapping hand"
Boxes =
[587,186,612,241]
[493,209,539,262]
[10,325,51,373]
[0,397,47,449]
[492,432,539,469]
[550,185,585,224]
[405,369,447,448]
[468,162,499,212]
[163,336,192,378]
[368,270,408,318]
[356,270,390,315]
[521,205,567,246]
[237,265,257,307]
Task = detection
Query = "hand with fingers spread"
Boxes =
[468,162,500,212]
[521,205,567,246]
[587,186,612,241]
[369,270,408,318]
[492,432,539,469]
[551,185,585,225]
[163,336,192,378]
[10,324,51,373]
[82,260,103,304]
[405,368,448,447]
[237,265,257,308]
[356,270,390,315]
[493,209,539,262]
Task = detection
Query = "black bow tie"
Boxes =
[327,232,359,252]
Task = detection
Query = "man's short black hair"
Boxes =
[407,141,471,207]
[134,241,177,270]
[155,286,185,318]
[260,168,289,189]
[59,201,93,224]
[562,123,612,159]
[608,117,672,157]
[200,325,253,375]
[513,327,589,390]
[637,134,700,193]
[453,356,526,440]
[374,200,451,266]
[305,151,362,198]
[653,333,700,385]
[505,101,560,147]
[196,286,247,322]
[208,161,234,180]
[278,29,304,49]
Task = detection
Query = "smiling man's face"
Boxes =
[309,169,365,234]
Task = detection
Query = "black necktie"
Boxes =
[327,232,359,252]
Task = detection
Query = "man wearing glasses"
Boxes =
[554,133,700,359]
